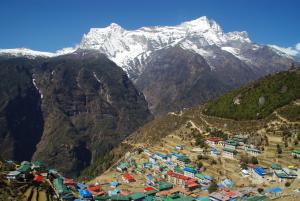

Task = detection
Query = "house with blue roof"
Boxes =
[108,189,120,196]
[223,179,233,188]
[154,152,169,161]
[171,152,184,160]
[210,148,221,157]
[143,162,153,169]
[171,153,190,166]
[245,146,262,156]
[149,156,157,164]
[165,161,176,169]
[146,174,156,185]
[253,167,267,178]
[183,167,197,178]
[110,181,120,188]
[176,144,184,150]
[76,183,87,190]
[79,189,92,199]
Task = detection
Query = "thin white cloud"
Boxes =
[269,43,300,57]
[295,43,300,51]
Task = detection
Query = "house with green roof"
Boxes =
[154,181,173,191]
[245,146,262,156]
[130,192,146,201]
[222,148,237,159]
[232,135,248,145]
[145,190,158,196]
[142,196,155,201]
[291,149,300,158]
[117,162,129,172]
[195,173,205,182]
[94,195,110,200]
[174,167,184,174]
[223,140,238,150]
[162,194,195,201]
[16,163,31,179]
[20,161,31,166]
[110,193,146,201]
[246,195,271,201]
[110,195,131,201]
[31,160,46,171]
[269,163,282,170]
[53,177,73,200]
[16,163,31,173]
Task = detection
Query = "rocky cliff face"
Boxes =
[0,59,44,161]
[136,45,290,115]
[0,51,152,176]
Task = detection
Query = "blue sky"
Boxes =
[0,0,299,52]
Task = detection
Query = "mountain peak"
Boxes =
[109,22,122,29]
[180,16,222,32]
[182,16,210,25]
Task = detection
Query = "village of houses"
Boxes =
[2,127,300,201]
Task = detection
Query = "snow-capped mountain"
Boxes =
[0,47,76,59]
[268,44,300,58]
[1,16,297,78]
[78,16,258,77]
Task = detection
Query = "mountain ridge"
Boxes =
[0,17,298,74]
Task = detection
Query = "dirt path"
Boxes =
[198,114,214,128]
[31,187,37,201]
[274,111,299,125]
[169,111,183,116]
[274,111,289,123]
[187,120,204,133]
[38,190,47,201]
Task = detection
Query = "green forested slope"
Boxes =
[205,69,300,120]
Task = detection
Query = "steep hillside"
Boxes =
[204,68,300,120]
[0,51,152,177]
[84,69,300,179]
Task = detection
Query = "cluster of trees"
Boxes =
[294,132,300,145]
[210,129,228,140]
[276,144,283,155]
[192,128,210,149]
[195,136,207,148]
[208,181,218,193]
[278,104,300,122]
[240,154,259,169]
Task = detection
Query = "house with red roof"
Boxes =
[209,190,239,201]
[207,137,224,147]
[166,171,199,190]
[87,184,105,196]
[33,175,44,183]
[63,178,76,186]
[122,173,135,183]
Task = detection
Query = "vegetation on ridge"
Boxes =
[205,69,300,120]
